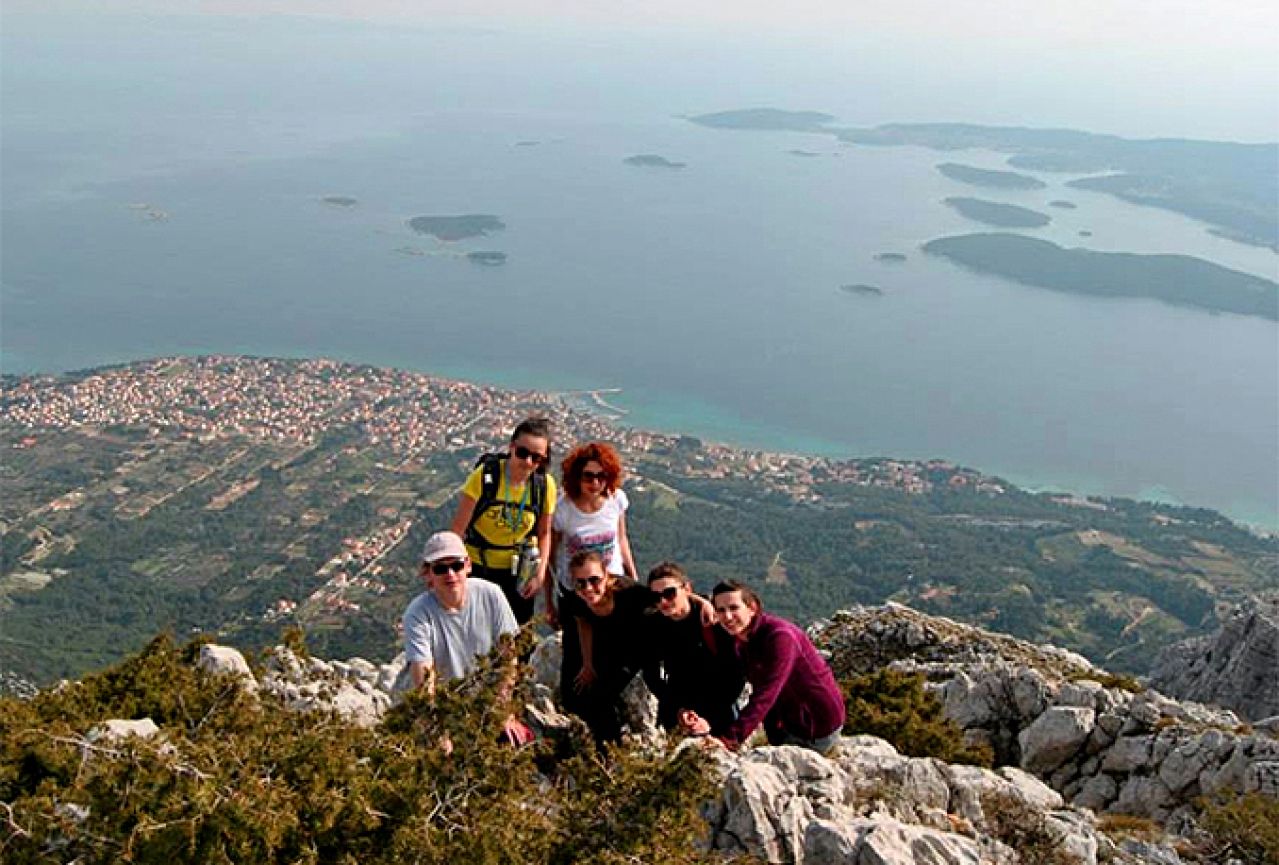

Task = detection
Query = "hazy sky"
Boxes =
[5,1,1278,139]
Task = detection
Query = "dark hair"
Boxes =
[568,550,606,574]
[510,417,552,474]
[712,579,761,611]
[646,561,688,586]
[561,441,624,499]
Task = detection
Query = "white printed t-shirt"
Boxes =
[552,489,629,588]
[402,578,518,682]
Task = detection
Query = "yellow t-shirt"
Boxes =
[460,460,557,570]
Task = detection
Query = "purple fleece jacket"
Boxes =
[721,612,845,746]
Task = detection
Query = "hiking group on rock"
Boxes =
[403,416,846,752]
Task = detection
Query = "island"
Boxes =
[874,252,908,263]
[922,232,1279,321]
[624,154,686,169]
[840,284,883,297]
[466,251,508,266]
[1079,231,1093,237]
[321,196,358,208]
[936,163,1047,190]
[788,149,821,157]
[687,108,835,131]
[407,214,505,242]
[944,197,1051,228]
[1049,200,1077,210]
[514,140,540,147]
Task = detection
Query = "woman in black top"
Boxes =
[558,550,651,744]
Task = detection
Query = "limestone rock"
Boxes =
[1019,707,1095,773]
[1148,594,1279,722]
[87,717,159,743]
[197,644,258,691]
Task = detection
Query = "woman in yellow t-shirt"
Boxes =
[450,417,557,623]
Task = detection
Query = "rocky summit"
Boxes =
[175,602,1278,863]
[1148,594,1279,723]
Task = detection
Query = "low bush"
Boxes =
[840,668,992,767]
[0,633,748,865]
[1195,790,1279,865]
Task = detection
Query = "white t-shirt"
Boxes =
[553,489,629,587]
[401,578,518,682]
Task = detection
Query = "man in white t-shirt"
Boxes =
[402,530,519,693]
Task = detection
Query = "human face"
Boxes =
[579,460,608,494]
[714,590,756,638]
[424,557,470,607]
[571,563,610,607]
[650,577,691,620]
[509,434,549,481]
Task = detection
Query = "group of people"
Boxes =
[401,417,846,753]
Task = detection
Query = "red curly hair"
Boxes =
[560,441,624,500]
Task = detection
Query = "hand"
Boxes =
[574,665,597,693]
[519,572,543,598]
[678,709,711,736]
[696,596,717,627]
[502,716,535,747]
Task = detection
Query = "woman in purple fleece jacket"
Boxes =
[710,580,845,753]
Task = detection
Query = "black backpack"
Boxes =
[462,452,548,563]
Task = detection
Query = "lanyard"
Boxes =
[502,458,532,533]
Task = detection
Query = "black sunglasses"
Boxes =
[580,469,608,483]
[430,560,467,576]
[573,575,606,591]
[655,586,681,602]
[513,445,547,465]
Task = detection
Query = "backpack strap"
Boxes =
[463,454,548,564]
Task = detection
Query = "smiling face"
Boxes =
[578,459,609,500]
[571,558,612,610]
[423,556,471,610]
[714,590,757,638]
[650,575,692,620]
[508,433,549,484]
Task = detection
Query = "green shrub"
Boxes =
[0,631,749,865]
[1197,790,1279,865]
[840,668,993,767]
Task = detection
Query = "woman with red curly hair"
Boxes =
[545,441,637,630]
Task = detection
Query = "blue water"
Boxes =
[3,15,1277,529]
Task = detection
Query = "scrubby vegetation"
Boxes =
[0,633,745,865]
[1194,790,1279,865]
[840,668,992,766]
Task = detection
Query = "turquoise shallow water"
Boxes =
[2,16,1276,530]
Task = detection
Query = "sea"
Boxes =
[3,14,1277,529]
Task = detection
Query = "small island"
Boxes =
[922,232,1279,321]
[1079,230,1093,237]
[936,163,1047,190]
[514,140,540,147]
[944,197,1051,228]
[321,196,358,208]
[407,214,505,242]
[466,251,508,266]
[874,252,908,263]
[1048,200,1077,210]
[687,108,835,131]
[840,284,884,297]
[624,154,686,169]
[788,149,821,158]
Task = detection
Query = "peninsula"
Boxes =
[943,197,1051,228]
[936,163,1047,190]
[407,214,505,242]
[922,232,1279,321]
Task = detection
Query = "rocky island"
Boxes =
[407,214,505,242]
[923,232,1279,321]
[321,195,358,208]
[874,252,908,263]
[840,283,884,297]
[466,251,508,266]
[1049,200,1078,209]
[944,197,1052,228]
[623,154,686,169]
[936,162,1047,190]
[687,107,836,131]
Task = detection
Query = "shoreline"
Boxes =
[3,352,1274,533]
